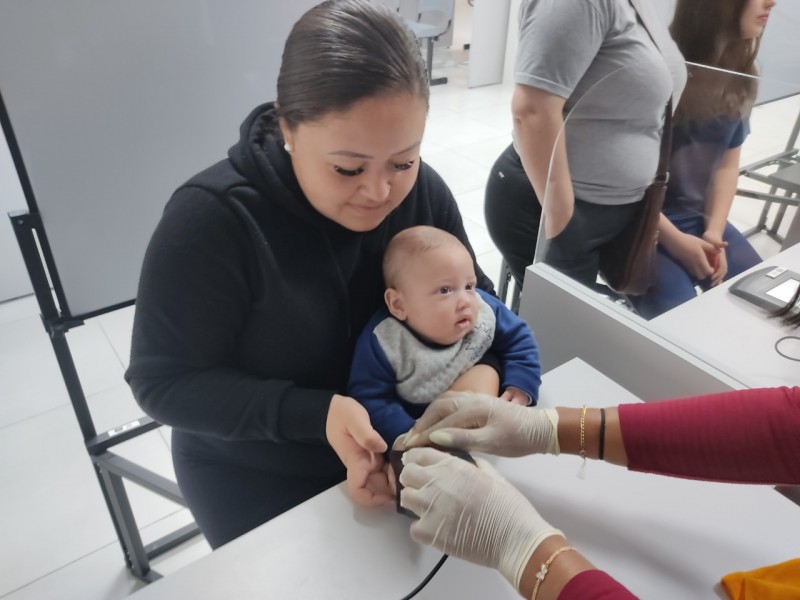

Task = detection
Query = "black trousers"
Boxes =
[172,429,345,549]
[484,143,639,290]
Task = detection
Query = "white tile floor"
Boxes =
[1,41,798,600]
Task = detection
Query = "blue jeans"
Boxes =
[631,212,761,319]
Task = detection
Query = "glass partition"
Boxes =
[530,61,800,388]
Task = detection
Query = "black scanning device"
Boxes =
[389,447,477,518]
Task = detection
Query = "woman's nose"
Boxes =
[360,171,391,202]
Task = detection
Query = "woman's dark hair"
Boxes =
[670,0,761,121]
[276,0,429,130]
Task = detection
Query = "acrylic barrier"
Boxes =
[523,61,800,390]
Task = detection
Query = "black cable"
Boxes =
[774,335,800,361]
[399,554,449,600]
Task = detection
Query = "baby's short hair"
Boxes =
[383,225,465,288]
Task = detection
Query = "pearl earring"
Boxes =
[284,142,292,153]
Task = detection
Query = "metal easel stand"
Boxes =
[8,210,200,583]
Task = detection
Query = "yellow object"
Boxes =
[722,558,800,600]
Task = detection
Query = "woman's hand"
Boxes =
[400,447,562,590]
[663,231,719,281]
[403,391,559,457]
[326,394,392,507]
[702,231,728,287]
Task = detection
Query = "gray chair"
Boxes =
[738,108,800,245]
[403,0,455,86]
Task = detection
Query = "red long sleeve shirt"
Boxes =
[620,386,800,485]
[558,386,800,600]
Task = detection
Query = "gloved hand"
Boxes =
[399,447,562,590]
[403,391,560,457]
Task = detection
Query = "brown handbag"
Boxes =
[597,99,672,295]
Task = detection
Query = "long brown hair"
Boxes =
[670,0,761,121]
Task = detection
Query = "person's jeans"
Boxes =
[630,212,762,319]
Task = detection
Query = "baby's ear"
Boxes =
[385,288,407,321]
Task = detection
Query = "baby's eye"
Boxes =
[465,282,475,291]
[438,286,452,294]
[393,160,415,172]
[334,165,365,177]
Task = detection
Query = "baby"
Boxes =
[348,225,541,450]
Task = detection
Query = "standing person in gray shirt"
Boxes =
[484,0,686,292]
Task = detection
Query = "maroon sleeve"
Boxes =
[558,570,636,599]
[618,387,800,484]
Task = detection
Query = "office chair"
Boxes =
[403,0,455,86]
[497,258,521,314]
[738,108,800,246]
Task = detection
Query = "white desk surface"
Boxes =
[649,243,800,389]
[129,359,800,600]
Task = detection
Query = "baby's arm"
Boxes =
[449,364,500,396]
[348,320,417,450]
[480,291,542,404]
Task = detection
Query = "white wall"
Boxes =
[0,1,318,316]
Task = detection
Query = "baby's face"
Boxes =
[394,245,480,346]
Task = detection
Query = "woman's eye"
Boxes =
[334,166,365,177]
[393,160,415,172]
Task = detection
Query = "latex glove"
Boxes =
[404,391,559,457]
[400,447,562,590]
[326,394,392,507]
[702,231,729,287]
[665,231,717,280]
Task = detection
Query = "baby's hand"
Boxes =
[499,387,531,406]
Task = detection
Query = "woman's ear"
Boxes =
[277,113,294,150]
[385,288,407,321]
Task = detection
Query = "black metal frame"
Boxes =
[497,259,521,314]
[739,110,800,243]
[2,91,200,582]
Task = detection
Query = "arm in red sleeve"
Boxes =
[618,386,800,484]
[558,570,636,600]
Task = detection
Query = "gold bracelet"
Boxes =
[579,405,587,461]
[531,545,577,600]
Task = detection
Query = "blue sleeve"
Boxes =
[729,118,749,148]
[347,312,416,448]
[479,290,542,403]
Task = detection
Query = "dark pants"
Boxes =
[485,143,639,290]
[172,429,345,549]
